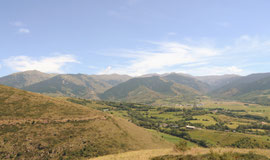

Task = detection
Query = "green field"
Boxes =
[188,115,216,126]
[147,129,197,147]
[187,129,270,147]
[202,100,270,118]
[67,98,270,149]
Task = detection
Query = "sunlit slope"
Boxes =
[163,73,209,93]
[196,74,241,90]
[0,70,55,88]
[0,85,171,159]
[22,74,112,99]
[100,76,199,103]
[212,73,270,105]
[89,147,270,160]
[89,74,131,86]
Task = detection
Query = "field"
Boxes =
[67,98,270,149]
[147,129,197,147]
[202,100,270,119]
[187,129,270,147]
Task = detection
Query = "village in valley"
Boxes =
[67,98,270,149]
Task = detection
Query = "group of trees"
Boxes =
[66,98,270,148]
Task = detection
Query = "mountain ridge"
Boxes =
[99,76,200,103]
[2,70,270,105]
[211,72,270,105]
[0,70,56,88]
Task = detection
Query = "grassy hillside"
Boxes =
[0,71,131,100]
[22,74,112,99]
[89,148,270,160]
[0,70,55,88]
[100,76,199,104]
[211,73,270,105]
[163,73,209,93]
[197,74,241,90]
[0,85,171,159]
[152,152,269,160]
[89,74,131,86]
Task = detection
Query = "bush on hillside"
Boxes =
[151,152,269,160]
[230,137,270,149]
[174,141,189,153]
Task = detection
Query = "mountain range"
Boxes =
[1,70,270,105]
[100,75,200,104]
[211,73,270,105]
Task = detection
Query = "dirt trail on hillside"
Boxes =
[0,116,107,126]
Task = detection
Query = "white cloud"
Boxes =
[10,21,30,34]
[99,42,220,76]
[4,55,78,73]
[99,66,112,74]
[179,66,244,76]
[227,66,243,73]
[18,28,30,34]
[220,35,270,62]
[98,35,270,76]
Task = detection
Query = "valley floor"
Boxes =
[89,147,270,160]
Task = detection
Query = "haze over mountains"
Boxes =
[1,70,270,105]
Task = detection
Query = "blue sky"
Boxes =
[1,0,270,76]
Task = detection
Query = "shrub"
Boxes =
[174,141,189,153]
[152,152,269,160]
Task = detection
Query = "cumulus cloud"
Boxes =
[4,55,78,73]
[18,28,30,34]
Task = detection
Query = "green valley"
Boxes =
[1,71,270,159]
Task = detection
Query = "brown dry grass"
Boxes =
[89,148,175,160]
[184,147,270,157]
[0,85,171,159]
[89,147,270,160]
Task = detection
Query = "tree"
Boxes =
[174,141,189,153]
